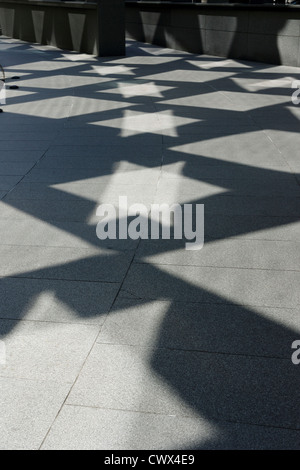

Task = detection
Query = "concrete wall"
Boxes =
[0,0,98,54]
[1,0,300,66]
[125,1,300,66]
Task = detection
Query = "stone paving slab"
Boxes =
[161,161,294,180]
[4,181,157,203]
[44,144,162,158]
[66,343,300,429]
[0,36,300,450]
[204,214,300,241]
[0,319,99,382]
[23,168,161,185]
[0,245,134,282]
[153,194,300,217]
[0,150,48,162]
[0,141,52,151]
[135,238,300,271]
[0,175,23,190]
[0,277,120,324]
[155,179,300,199]
[0,162,38,174]
[0,377,71,450]
[0,218,138,250]
[121,263,300,308]
[0,132,57,142]
[0,199,106,222]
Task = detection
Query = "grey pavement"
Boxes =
[0,36,300,450]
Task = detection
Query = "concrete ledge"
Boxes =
[125,1,300,66]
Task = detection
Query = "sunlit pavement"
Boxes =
[0,36,300,450]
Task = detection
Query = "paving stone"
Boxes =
[5,181,157,205]
[162,133,290,166]
[0,277,119,324]
[0,319,99,382]
[1,36,300,450]
[0,150,43,162]
[41,405,218,450]
[23,168,161,185]
[121,263,300,308]
[35,156,162,171]
[155,176,300,198]
[0,175,23,190]
[99,297,300,359]
[0,141,51,151]
[0,218,138,250]
[0,245,134,282]
[161,162,293,181]
[204,214,300,241]
[0,198,103,223]
[135,238,300,271]
[45,144,162,158]
[0,162,35,174]
[0,132,57,142]
[154,194,300,217]
[0,377,70,450]
[66,343,300,429]
[53,134,163,147]
[41,404,300,450]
